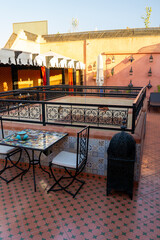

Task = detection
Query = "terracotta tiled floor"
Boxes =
[0,112,160,240]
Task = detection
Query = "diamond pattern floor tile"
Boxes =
[0,112,160,239]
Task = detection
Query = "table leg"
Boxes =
[38,151,51,178]
[21,149,51,192]
[21,149,31,180]
[32,150,36,192]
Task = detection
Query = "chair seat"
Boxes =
[0,145,17,155]
[52,151,77,169]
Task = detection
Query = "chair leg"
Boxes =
[0,149,26,183]
[47,163,85,198]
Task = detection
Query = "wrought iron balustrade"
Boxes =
[0,100,131,131]
[0,85,146,133]
[46,104,129,127]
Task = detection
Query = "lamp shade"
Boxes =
[148,67,152,76]
[147,80,152,89]
[129,55,134,62]
[149,54,153,63]
[128,80,133,88]
[129,67,133,75]
[112,56,115,63]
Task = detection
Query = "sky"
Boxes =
[0,0,159,47]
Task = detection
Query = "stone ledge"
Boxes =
[3,117,145,144]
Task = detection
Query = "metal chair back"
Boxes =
[0,116,4,139]
[76,126,89,172]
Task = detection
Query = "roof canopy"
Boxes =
[0,49,85,70]
[34,51,85,70]
[0,48,33,66]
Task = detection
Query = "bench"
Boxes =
[148,92,160,111]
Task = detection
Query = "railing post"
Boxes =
[0,116,4,139]
[37,92,40,101]
[70,105,72,124]
[7,104,9,115]
[42,103,46,126]
[131,104,136,134]
[98,107,99,126]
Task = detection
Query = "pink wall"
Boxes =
[87,43,160,98]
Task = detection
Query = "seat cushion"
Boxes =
[0,145,17,155]
[52,151,77,169]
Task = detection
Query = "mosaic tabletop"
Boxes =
[0,129,68,151]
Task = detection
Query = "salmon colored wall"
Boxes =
[104,52,160,98]
[39,35,160,97]
[0,66,12,91]
[9,30,160,97]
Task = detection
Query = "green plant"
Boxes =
[157,85,160,92]
[72,17,79,32]
[141,6,152,28]
[126,90,131,93]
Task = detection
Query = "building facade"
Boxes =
[3,21,160,95]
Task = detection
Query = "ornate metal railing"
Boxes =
[0,85,142,102]
[0,85,146,133]
[0,100,131,130]
[132,86,146,132]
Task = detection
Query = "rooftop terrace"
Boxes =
[0,111,160,239]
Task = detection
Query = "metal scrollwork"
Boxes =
[0,101,128,129]
[79,129,88,165]
[1,103,41,121]
[85,109,98,123]
[46,105,128,127]
[30,106,41,119]
[47,106,58,120]
[72,108,85,123]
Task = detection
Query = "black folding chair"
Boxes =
[47,126,90,198]
[0,117,24,183]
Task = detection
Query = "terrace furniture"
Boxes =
[47,126,90,198]
[148,92,160,111]
[0,128,68,191]
[0,116,23,183]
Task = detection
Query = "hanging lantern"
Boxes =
[128,80,133,88]
[147,80,152,89]
[149,54,153,63]
[129,55,134,62]
[112,56,115,63]
[148,67,152,76]
[129,67,133,75]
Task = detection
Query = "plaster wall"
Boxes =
[38,35,160,96]
[0,67,12,91]
[10,35,40,53]
[13,21,48,35]
[8,30,160,96]
[40,40,84,62]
